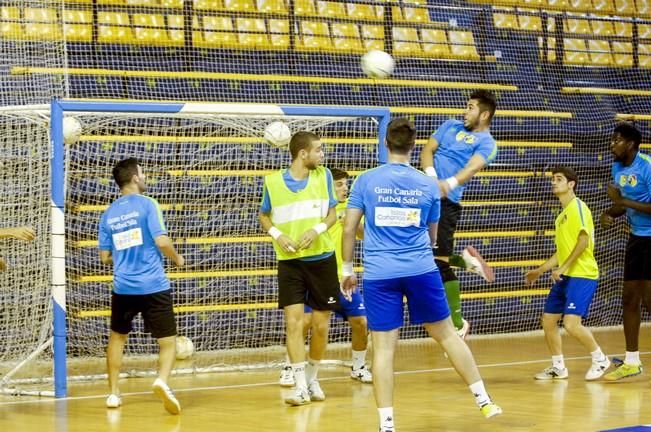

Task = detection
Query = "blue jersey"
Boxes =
[347,163,441,280]
[431,119,498,203]
[612,152,651,236]
[99,194,170,295]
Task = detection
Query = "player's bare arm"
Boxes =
[259,211,298,254]
[600,204,625,228]
[428,222,438,248]
[99,250,113,265]
[439,154,487,198]
[154,235,185,267]
[297,205,336,250]
[607,183,651,215]
[552,231,589,281]
[525,253,558,285]
[341,207,363,300]
[419,137,440,176]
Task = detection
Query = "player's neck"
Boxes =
[387,153,410,164]
[558,191,575,208]
[470,124,489,133]
[288,162,309,180]
[622,151,637,166]
[120,185,140,196]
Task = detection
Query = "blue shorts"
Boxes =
[543,276,598,317]
[363,270,450,332]
[304,290,366,320]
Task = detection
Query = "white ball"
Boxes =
[175,336,194,360]
[263,121,292,148]
[62,117,82,144]
[361,50,395,79]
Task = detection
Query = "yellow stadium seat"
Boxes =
[1,7,22,39]
[590,20,614,36]
[361,24,384,51]
[611,41,633,67]
[331,22,364,53]
[565,17,591,34]
[564,38,588,64]
[267,19,289,49]
[639,24,651,39]
[614,0,636,14]
[201,15,238,48]
[63,10,92,42]
[191,15,203,45]
[517,10,543,31]
[97,0,126,5]
[392,27,422,57]
[449,30,480,60]
[133,13,171,45]
[346,3,381,20]
[125,0,157,6]
[297,20,333,51]
[24,6,61,39]
[568,0,592,11]
[257,0,288,14]
[587,39,612,65]
[547,0,569,10]
[236,17,269,48]
[614,21,632,37]
[390,6,403,21]
[493,10,519,29]
[193,0,222,10]
[639,43,651,67]
[223,0,256,12]
[538,36,556,61]
[167,14,185,45]
[421,28,451,58]
[161,0,184,8]
[592,0,615,13]
[519,0,545,6]
[294,0,317,15]
[638,0,651,18]
[98,12,134,43]
[65,0,93,4]
[316,1,347,17]
[400,5,430,23]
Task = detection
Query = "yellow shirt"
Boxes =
[554,197,599,280]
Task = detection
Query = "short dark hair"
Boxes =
[289,131,320,160]
[551,165,578,190]
[330,168,349,181]
[112,158,140,188]
[469,90,497,121]
[613,122,642,149]
[386,118,416,155]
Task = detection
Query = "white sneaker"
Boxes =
[106,394,122,408]
[457,319,470,340]
[152,378,181,414]
[279,365,295,387]
[462,246,495,283]
[351,365,373,383]
[285,386,311,406]
[585,357,611,381]
[307,380,325,401]
[535,366,569,380]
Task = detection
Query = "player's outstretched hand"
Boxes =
[11,226,36,241]
[524,269,540,286]
[297,229,318,250]
[278,234,298,253]
[0,257,6,272]
[600,212,615,229]
[550,269,563,282]
[340,275,357,301]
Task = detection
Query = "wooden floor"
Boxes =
[2,328,651,432]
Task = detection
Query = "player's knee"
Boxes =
[541,313,558,329]
[563,315,583,334]
[349,316,367,333]
[435,259,457,283]
[622,290,642,310]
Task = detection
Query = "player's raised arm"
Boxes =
[154,235,184,267]
[420,136,440,178]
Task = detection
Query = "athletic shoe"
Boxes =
[603,363,643,381]
[351,365,373,383]
[585,357,611,381]
[534,366,569,380]
[480,402,503,418]
[279,365,295,387]
[307,380,325,401]
[152,378,181,415]
[379,428,395,432]
[106,394,122,408]
[462,246,495,283]
[457,319,471,340]
[285,386,311,406]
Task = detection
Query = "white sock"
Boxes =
[285,353,290,366]
[291,362,307,389]
[590,347,606,362]
[552,355,565,369]
[306,356,320,384]
[378,407,394,430]
[625,351,641,366]
[352,349,367,370]
[469,380,491,407]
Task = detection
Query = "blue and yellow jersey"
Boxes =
[612,152,651,236]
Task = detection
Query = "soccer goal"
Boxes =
[0,100,390,397]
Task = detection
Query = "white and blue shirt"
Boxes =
[612,151,651,236]
[432,119,498,203]
[347,163,441,280]
[99,194,170,295]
